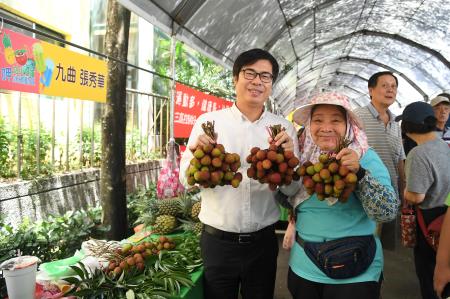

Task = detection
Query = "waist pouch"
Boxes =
[297,234,376,279]
[417,207,447,251]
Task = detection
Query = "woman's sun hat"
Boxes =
[292,92,363,129]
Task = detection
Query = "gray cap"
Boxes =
[430,95,450,107]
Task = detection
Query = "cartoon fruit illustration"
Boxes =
[2,33,11,48]
[4,47,15,65]
[40,58,54,88]
[15,49,28,65]
[2,33,15,65]
[32,43,46,73]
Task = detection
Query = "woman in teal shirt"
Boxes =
[277,93,398,299]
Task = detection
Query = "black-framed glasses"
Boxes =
[241,68,273,83]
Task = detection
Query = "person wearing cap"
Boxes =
[399,101,450,299]
[401,95,450,154]
[354,71,405,251]
[434,193,450,299]
[431,95,450,146]
[179,48,298,299]
[276,92,398,299]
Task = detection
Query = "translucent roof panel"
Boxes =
[185,1,286,60]
[119,0,450,116]
[289,19,315,58]
[314,1,368,44]
[273,69,297,112]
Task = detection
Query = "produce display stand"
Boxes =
[38,229,203,299]
[130,229,204,299]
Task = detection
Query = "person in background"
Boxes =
[277,92,398,299]
[403,95,450,154]
[431,96,450,146]
[434,194,450,299]
[354,71,405,251]
[397,101,450,299]
[437,93,450,128]
[179,48,299,299]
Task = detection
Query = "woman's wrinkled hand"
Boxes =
[189,133,216,151]
[269,131,294,152]
[283,219,296,250]
[335,148,360,173]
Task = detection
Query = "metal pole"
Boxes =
[17,92,22,178]
[51,99,55,168]
[159,100,163,156]
[139,94,143,157]
[153,97,157,152]
[147,95,151,154]
[130,92,135,160]
[66,100,70,171]
[166,98,169,149]
[36,95,41,175]
[169,35,176,141]
[79,101,84,169]
[91,102,95,167]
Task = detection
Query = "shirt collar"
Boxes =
[231,103,267,122]
[368,102,396,123]
[437,125,450,132]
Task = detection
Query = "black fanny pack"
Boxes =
[296,234,376,279]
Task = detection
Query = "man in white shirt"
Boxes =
[180,48,298,299]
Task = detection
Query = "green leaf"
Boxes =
[69,264,86,279]
[62,276,81,284]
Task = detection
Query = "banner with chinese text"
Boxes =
[0,28,107,102]
[174,83,233,138]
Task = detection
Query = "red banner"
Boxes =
[174,83,233,138]
[0,28,107,102]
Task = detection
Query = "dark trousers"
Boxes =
[200,226,278,299]
[287,267,382,299]
[414,207,446,299]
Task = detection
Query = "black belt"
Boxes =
[203,224,275,244]
[295,234,306,248]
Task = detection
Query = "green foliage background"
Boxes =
[151,28,234,100]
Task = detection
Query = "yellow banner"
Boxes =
[41,42,107,102]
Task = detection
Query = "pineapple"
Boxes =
[191,201,201,221]
[157,198,182,216]
[153,215,177,234]
[131,189,160,228]
[193,222,203,235]
[177,191,201,220]
[179,219,203,235]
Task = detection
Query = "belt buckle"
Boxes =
[238,234,252,244]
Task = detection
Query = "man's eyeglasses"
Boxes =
[241,68,273,83]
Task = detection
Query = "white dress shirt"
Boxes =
[179,104,299,233]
